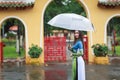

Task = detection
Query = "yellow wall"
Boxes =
[0,0,48,63]
[85,0,120,43]
[84,0,120,63]
[0,0,120,64]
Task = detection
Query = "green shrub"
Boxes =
[28,44,43,58]
[2,38,16,46]
[91,43,108,57]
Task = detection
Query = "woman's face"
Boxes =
[74,31,79,38]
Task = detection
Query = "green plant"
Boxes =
[28,44,43,58]
[2,38,16,46]
[91,43,108,57]
[7,32,16,39]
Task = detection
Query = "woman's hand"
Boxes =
[68,44,72,50]
[70,53,73,57]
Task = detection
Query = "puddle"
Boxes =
[0,62,71,80]
[1,61,120,80]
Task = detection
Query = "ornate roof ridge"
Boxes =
[98,0,120,8]
[0,1,35,10]
[0,0,35,3]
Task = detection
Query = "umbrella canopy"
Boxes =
[9,25,18,31]
[48,13,94,31]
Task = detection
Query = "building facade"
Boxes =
[0,0,120,64]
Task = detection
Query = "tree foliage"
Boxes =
[44,0,86,36]
[107,17,120,36]
[1,18,25,37]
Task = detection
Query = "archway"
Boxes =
[0,17,26,62]
[106,15,120,57]
[43,0,91,63]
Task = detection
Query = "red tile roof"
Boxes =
[98,0,120,8]
[0,1,34,10]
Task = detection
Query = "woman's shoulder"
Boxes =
[77,40,82,43]
[76,40,83,45]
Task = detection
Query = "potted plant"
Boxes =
[27,44,43,65]
[28,44,43,58]
[91,43,108,57]
[91,43,109,64]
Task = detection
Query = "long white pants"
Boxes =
[77,56,85,80]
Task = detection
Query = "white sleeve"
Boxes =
[77,49,84,55]
[79,49,84,55]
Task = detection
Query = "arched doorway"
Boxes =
[43,0,90,63]
[0,17,26,62]
[106,16,120,57]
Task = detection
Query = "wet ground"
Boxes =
[0,57,120,80]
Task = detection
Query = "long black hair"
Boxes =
[74,31,83,44]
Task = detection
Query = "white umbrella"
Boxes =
[48,13,94,31]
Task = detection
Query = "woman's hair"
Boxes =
[74,30,84,54]
[74,31,83,44]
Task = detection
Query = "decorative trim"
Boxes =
[98,0,120,8]
[0,1,34,10]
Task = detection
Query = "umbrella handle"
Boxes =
[68,31,71,44]
[68,44,71,49]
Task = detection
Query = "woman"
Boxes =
[68,30,85,80]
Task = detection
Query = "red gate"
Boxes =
[0,42,3,63]
[83,35,88,63]
[44,37,66,62]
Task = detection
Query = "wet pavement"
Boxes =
[0,57,120,80]
[86,64,120,80]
